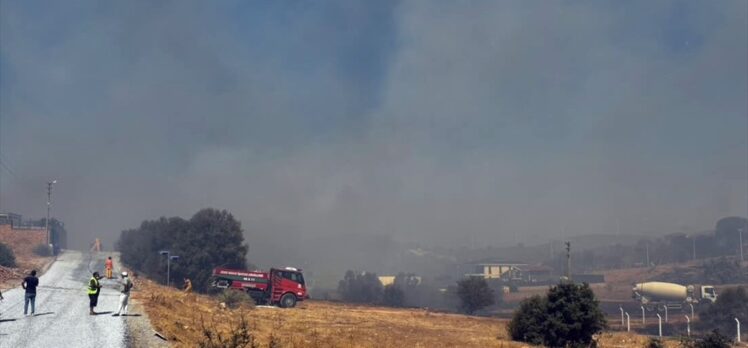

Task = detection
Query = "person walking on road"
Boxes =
[22,270,39,316]
[88,272,102,315]
[113,272,133,316]
[105,256,114,279]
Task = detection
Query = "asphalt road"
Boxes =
[0,251,127,347]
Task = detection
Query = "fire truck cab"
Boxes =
[211,266,308,308]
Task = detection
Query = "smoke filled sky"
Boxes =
[0,0,746,251]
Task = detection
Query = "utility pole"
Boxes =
[692,235,696,261]
[645,242,650,267]
[46,180,57,246]
[550,242,554,260]
[565,241,571,281]
[739,227,744,263]
[159,250,180,287]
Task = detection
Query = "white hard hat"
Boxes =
[121,272,128,277]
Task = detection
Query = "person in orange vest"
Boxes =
[183,278,192,293]
[105,256,114,279]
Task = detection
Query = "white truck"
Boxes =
[632,281,717,311]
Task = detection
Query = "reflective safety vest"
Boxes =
[88,277,100,295]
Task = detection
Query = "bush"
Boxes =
[509,282,606,348]
[217,289,255,309]
[456,277,495,314]
[699,286,748,335]
[695,330,731,348]
[646,337,665,348]
[383,285,405,307]
[508,295,546,345]
[33,244,53,257]
[337,270,383,304]
[0,242,16,267]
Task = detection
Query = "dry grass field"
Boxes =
[132,277,680,347]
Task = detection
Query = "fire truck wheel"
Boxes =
[280,293,297,308]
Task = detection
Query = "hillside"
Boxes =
[132,277,681,347]
[0,236,53,289]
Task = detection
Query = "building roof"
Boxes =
[468,259,528,266]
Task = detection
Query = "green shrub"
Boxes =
[33,244,53,257]
[508,295,546,345]
[0,242,16,267]
[456,277,495,314]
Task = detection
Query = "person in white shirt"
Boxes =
[113,272,133,317]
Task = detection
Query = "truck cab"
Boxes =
[269,267,308,308]
[700,286,717,303]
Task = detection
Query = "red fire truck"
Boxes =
[210,267,308,308]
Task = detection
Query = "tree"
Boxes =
[174,209,249,292]
[699,286,748,336]
[383,284,405,307]
[715,216,748,255]
[337,270,383,304]
[509,282,606,348]
[0,242,16,267]
[456,277,494,314]
[117,208,249,292]
[508,295,546,345]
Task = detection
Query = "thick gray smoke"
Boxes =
[1,1,746,269]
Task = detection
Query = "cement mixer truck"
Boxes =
[632,281,717,311]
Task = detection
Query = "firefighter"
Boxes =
[105,256,114,279]
[88,272,102,315]
[183,278,192,293]
[113,272,133,316]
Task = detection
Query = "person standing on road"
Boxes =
[105,256,114,279]
[22,270,39,316]
[88,271,102,315]
[113,271,133,316]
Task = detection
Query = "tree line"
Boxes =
[545,216,748,274]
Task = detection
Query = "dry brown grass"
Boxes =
[133,277,680,348]
[596,332,680,348]
[133,278,526,348]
